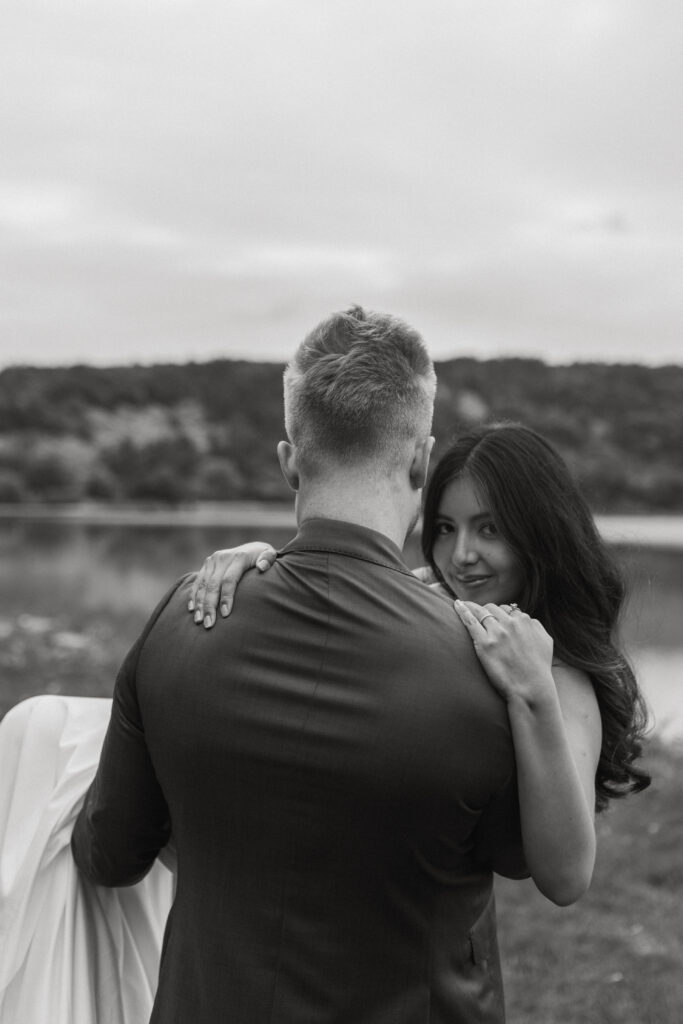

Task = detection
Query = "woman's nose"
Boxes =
[451,532,478,567]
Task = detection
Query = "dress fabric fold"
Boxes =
[0,695,175,1024]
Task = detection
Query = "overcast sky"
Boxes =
[0,0,681,369]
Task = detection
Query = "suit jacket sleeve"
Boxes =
[472,768,530,880]
[71,576,189,886]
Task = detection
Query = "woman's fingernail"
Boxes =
[194,610,202,623]
[256,559,269,571]
[204,615,212,629]
[220,598,232,617]
[188,599,194,612]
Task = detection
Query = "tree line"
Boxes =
[0,358,680,512]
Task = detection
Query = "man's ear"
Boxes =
[409,435,435,490]
[277,440,300,492]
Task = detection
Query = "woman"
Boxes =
[188,422,651,903]
[421,423,650,811]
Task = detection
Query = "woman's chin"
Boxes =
[452,583,501,605]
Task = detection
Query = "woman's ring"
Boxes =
[480,614,496,626]
[508,603,519,613]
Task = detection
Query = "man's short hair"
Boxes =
[284,306,436,474]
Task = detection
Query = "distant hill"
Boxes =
[0,358,680,512]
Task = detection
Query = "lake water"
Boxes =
[1,516,682,743]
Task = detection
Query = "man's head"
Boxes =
[278,306,436,541]
[283,305,436,477]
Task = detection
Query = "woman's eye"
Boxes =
[435,521,453,536]
[480,522,497,538]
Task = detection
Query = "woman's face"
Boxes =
[431,475,525,606]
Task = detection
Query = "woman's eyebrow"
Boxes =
[435,510,494,522]
[436,511,492,523]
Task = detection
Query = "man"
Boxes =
[72,306,526,1023]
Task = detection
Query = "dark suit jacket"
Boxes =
[72,518,526,1024]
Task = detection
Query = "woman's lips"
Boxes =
[452,575,493,590]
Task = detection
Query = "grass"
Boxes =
[2,612,681,1022]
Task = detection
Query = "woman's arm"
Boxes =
[455,600,601,906]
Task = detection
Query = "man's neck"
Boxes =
[295,486,416,550]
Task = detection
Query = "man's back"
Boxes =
[74,519,523,1023]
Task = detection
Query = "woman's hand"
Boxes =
[453,600,554,706]
[188,542,277,628]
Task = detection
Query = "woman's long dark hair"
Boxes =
[422,422,651,812]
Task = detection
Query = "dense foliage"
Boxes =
[0,358,680,511]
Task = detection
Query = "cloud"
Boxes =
[0,0,681,367]
[0,182,84,233]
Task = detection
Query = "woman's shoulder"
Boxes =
[551,659,594,692]
[551,658,591,682]
[550,662,602,742]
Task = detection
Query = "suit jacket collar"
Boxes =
[280,518,414,576]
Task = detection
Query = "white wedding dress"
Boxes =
[0,695,176,1024]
